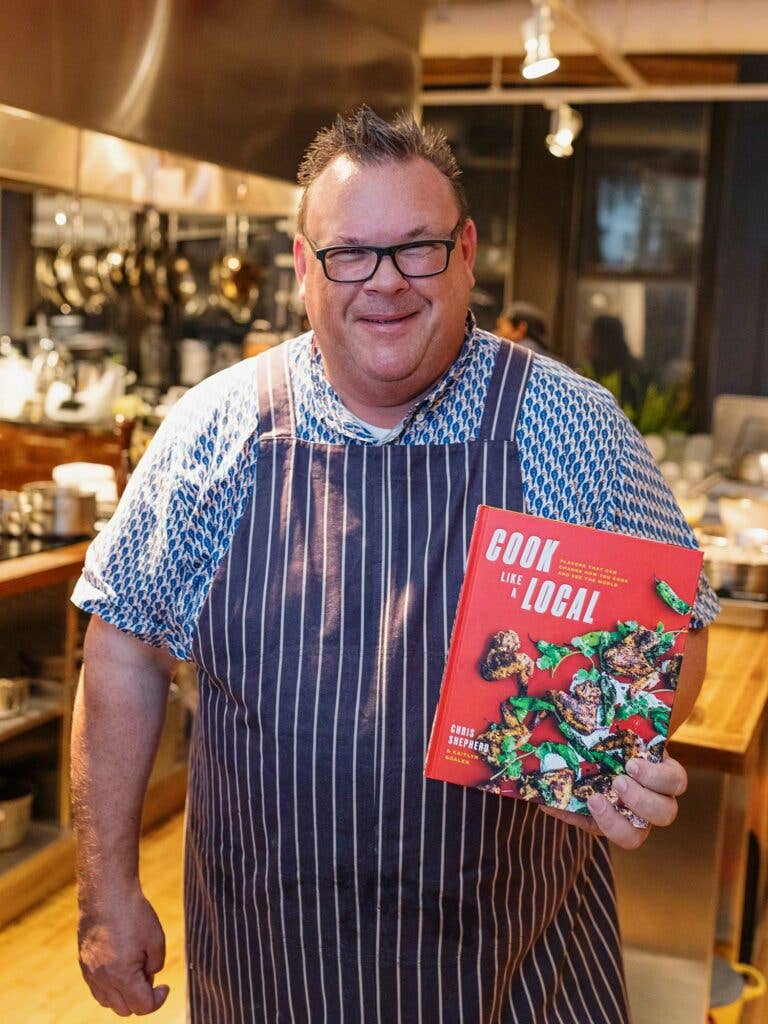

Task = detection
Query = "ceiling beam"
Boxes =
[546,0,648,88]
[421,83,768,105]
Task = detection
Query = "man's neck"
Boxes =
[333,387,430,429]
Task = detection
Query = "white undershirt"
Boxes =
[347,411,404,443]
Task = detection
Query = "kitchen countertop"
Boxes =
[0,539,90,599]
[0,414,116,434]
[670,623,768,774]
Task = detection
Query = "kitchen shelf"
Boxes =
[0,694,65,744]
[0,820,67,878]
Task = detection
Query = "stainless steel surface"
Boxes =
[22,482,96,538]
[0,106,78,191]
[0,678,31,719]
[0,781,34,851]
[0,2,419,181]
[712,395,768,469]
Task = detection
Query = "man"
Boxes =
[72,107,717,1021]
[495,300,551,356]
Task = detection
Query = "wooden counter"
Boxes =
[670,624,768,775]
[0,540,90,599]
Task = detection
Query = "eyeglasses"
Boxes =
[305,220,463,283]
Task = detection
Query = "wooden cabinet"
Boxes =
[0,544,87,925]
[0,420,121,490]
[0,544,188,927]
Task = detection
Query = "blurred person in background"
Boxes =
[584,314,647,412]
[495,299,552,356]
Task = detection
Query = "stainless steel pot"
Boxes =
[703,552,768,601]
[0,677,30,719]
[0,490,28,537]
[0,779,34,850]
[22,482,96,538]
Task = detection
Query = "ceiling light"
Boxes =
[521,2,560,81]
[546,104,582,158]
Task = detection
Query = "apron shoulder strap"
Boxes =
[478,340,533,441]
[254,342,297,439]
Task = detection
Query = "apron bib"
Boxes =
[185,340,630,1023]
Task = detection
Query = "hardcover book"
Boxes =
[425,506,703,821]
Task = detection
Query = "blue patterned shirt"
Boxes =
[72,320,719,659]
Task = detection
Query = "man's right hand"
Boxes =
[78,888,169,1016]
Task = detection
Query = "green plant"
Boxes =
[583,367,692,434]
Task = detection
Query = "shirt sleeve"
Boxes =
[71,365,260,659]
[608,417,720,630]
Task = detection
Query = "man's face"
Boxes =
[294,155,477,421]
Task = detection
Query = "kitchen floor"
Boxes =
[0,813,765,1023]
[0,815,187,1024]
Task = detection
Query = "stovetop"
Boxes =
[0,535,90,562]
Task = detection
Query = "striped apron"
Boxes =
[185,340,631,1023]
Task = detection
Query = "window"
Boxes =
[572,104,709,413]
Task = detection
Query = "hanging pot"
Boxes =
[210,214,260,324]
[73,249,109,314]
[165,212,198,313]
[98,209,135,301]
[53,241,90,311]
[126,209,165,321]
[35,249,69,310]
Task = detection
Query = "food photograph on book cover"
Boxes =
[425,507,703,826]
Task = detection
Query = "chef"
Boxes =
[71,106,718,1022]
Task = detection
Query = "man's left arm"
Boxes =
[668,626,708,736]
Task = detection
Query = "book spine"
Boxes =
[424,505,488,777]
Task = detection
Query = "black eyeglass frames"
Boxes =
[305,220,464,283]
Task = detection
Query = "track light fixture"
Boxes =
[521,2,560,81]
[546,104,582,158]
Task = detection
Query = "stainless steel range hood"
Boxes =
[0,1,422,183]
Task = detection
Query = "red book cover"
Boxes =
[425,506,703,820]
